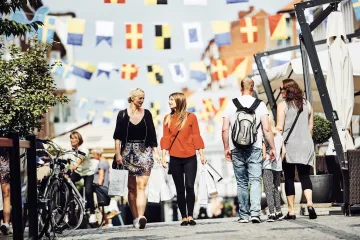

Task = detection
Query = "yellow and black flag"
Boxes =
[150,101,161,127]
[147,64,164,85]
[145,0,167,5]
[155,24,171,50]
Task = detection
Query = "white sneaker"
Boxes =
[133,218,140,229]
[238,218,249,223]
[0,223,12,235]
[139,216,147,229]
[89,214,97,224]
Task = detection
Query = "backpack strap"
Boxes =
[232,98,243,110]
[249,99,262,111]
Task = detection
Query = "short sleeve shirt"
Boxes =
[223,95,269,150]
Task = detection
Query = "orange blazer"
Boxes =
[160,113,205,158]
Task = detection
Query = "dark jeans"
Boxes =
[169,155,197,219]
[71,172,95,214]
[283,162,312,196]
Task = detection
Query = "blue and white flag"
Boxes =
[96,21,114,46]
[168,62,188,83]
[97,62,116,78]
[183,22,203,49]
[51,60,73,79]
[190,61,207,82]
[103,111,114,124]
[78,97,89,109]
[226,0,248,3]
[95,98,106,105]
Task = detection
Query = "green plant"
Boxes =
[312,115,332,145]
[0,40,69,137]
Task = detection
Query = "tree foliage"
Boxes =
[0,40,69,137]
[313,115,333,144]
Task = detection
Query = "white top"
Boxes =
[263,134,283,171]
[223,95,269,150]
[66,147,94,177]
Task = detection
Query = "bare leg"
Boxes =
[1,184,10,223]
[303,189,313,207]
[136,176,150,217]
[286,195,295,215]
[127,176,138,219]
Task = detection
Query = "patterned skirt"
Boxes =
[121,140,154,176]
[0,149,10,184]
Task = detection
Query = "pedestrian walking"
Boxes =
[222,78,276,224]
[113,88,160,229]
[160,92,206,226]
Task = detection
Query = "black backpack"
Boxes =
[231,98,262,148]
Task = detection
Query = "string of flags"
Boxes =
[101,0,249,5]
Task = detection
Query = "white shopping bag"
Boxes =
[204,163,223,182]
[160,168,175,201]
[147,165,163,203]
[205,169,218,197]
[198,168,208,206]
[108,167,129,197]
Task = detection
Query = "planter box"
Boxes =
[307,174,333,203]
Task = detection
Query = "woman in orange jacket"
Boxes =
[161,92,206,226]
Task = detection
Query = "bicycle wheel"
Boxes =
[51,180,70,229]
[39,182,59,239]
[57,193,84,231]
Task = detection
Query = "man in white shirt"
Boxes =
[222,78,276,223]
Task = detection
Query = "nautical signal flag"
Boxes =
[145,0,167,4]
[121,64,139,80]
[168,62,188,83]
[184,0,207,5]
[104,0,125,3]
[38,16,56,43]
[51,61,73,79]
[97,62,116,79]
[183,22,203,49]
[155,24,171,50]
[231,57,249,80]
[190,61,207,82]
[150,102,161,127]
[87,110,96,122]
[147,64,164,85]
[268,14,288,40]
[67,19,86,46]
[353,0,360,21]
[103,111,114,124]
[211,59,228,81]
[226,0,248,3]
[125,23,143,49]
[72,62,96,80]
[211,21,232,47]
[78,97,89,109]
[95,98,106,105]
[240,17,258,43]
[96,21,114,46]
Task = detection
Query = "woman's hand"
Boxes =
[154,151,161,164]
[161,157,168,168]
[200,155,207,165]
[116,154,123,165]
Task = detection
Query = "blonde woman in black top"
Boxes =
[113,88,160,229]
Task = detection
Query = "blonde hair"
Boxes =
[128,88,145,103]
[165,92,188,129]
[91,148,103,155]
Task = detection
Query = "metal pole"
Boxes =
[295,1,349,215]
[26,135,38,240]
[300,35,313,104]
[9,133,24,240]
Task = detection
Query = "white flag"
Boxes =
[184,0,207,5]
[97,62,115,78]
[96,21,114,46]
[168,62,188,83]
[183,22,203,49]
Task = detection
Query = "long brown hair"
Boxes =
[165,92,188,129]
[282,79,304,111]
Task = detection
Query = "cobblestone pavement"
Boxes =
[55,215,360,240]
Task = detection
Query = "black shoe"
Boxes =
[266,215,276,222]
[308,206,317,219]
[139,216,147,229]
[188,220,196,226]
[250,216,261,223]
[275,212,284,220]
[283,213,296,220]
[180,221,189,226]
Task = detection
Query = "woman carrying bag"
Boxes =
[161,92,206,226]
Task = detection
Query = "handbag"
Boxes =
[204,163,223,182]
[281,109,302,160]
[93,184,110,207]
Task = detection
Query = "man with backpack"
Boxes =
[222,78,276,223]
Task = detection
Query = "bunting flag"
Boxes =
[87,110,96,122]
[213,97,229,121]
[103,111,114,124]
[268,14,288,40]
[51,61,73,79]
[67,19,85,46]
[184,0,207,5]
[231,57,248,80]
[187,100,196,113]
[150,102,161,127]
[145,0,167,4]
[190,61,207,82]
[112,99,126,112]
[203,98,217,114]
[78,97,89,109]
[240,17,258,43]
[121,64,139,80]
[72,62,96,80]
[353,0,360,21]
[155,24,171,50]
[211,59,228,81]
[211,21,232,47]
[97,62,116,78]
[38,16,56,43]
[183,22,203,49]
[96,21,114,46]
[147,64,164,85]
[125,23,143,49]
[168,62,188,83]
[226,0,248,3]
[104,0,125,3]
[95,98,106,104]
[199,109,210,121]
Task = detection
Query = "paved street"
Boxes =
[56,215,360,240]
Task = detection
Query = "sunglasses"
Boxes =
[280,87,287,91]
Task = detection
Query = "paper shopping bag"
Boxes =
[205,169,218,197]
[198,168,209,206]
[161,168,175,201]
[108,168,128,197]
[147,165,163,203]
